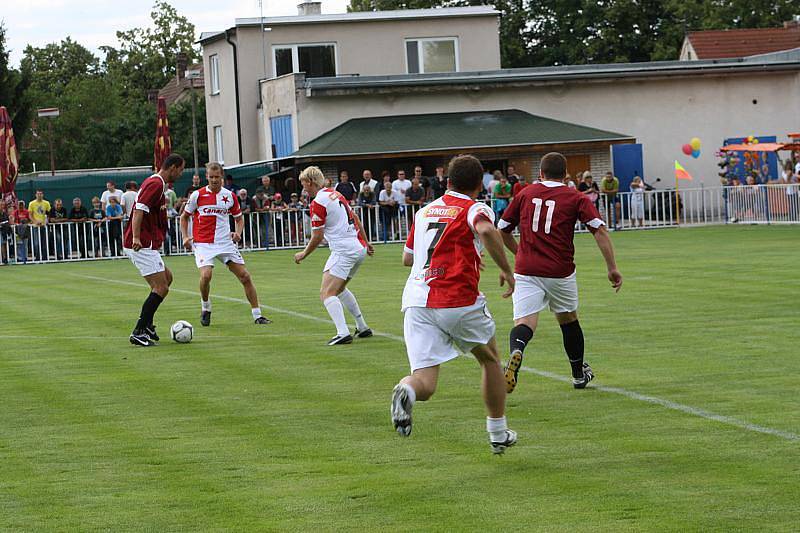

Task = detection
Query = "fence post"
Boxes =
[763,186,771,225]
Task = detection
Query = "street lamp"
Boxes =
[185,69,202,175]
[37,107,60,176]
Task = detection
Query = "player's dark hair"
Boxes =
[161,153,185,171]
[540,152,567,181]
[447,155,484,193]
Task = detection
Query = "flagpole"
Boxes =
[675,175,680,226]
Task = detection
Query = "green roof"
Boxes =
[293,109,633,158]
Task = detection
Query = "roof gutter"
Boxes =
[225,28,244,164]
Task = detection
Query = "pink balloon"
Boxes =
[682,144,693,155]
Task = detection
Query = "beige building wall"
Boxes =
[291,70,800,188]
[203,13,500,165]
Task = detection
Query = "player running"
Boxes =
[390,154,518,454]
[180,162,272,326]
[125,153,185,346]
[294,166,374,345]
[498,152,622,392]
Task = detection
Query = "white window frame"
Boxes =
[213,125,224,164]
[271,42,338,78]
[209,54,220,95]
[404,37,460,74]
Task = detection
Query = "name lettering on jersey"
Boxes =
[416,266,445,281]
[200,207,229,215]
[423,205,463,219]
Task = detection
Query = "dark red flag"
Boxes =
[154,97,172,170]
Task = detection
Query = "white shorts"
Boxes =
[403,297,496,371]
[512,272,578,319]
[193,242,245,269]
[324,247,367,280]
[124,248,165,277]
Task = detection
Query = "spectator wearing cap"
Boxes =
[69,197,90,258]
[252,186,270,248]
[335,170,357,204]
[225,174,239,195]
[270,192,287,247]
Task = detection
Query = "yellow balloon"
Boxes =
[753,139,759,144]
[690,137,701,151]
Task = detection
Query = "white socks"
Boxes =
[323,296,350,336]
[486,416,508,442]
[201,300,211,312]
[251,307,262,319]
[338,289,368,330]
[399,382,416,404]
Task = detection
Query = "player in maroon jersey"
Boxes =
[180,162,272,326]
[124,154,185,346]
[390,155,518,454]
[498,152,622,390]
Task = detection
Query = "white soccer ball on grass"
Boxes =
[170,320,193,343]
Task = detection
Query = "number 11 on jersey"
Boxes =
[531,198,556,234]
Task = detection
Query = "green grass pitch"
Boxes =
[0,225,798,531]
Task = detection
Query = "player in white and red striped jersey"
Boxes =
[498,152,622,393]
[180,162,271,326]
[390,155,518,455]
[294,166,374,345]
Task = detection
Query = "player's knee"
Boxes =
[238,271,251,285]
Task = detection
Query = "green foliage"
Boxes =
[349,0,800,67]
[18,1,200,172]
[0,23,34,149]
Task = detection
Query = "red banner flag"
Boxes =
[0,106,19,205]
[153,97,172,171]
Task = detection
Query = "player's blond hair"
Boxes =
[299,166,326,187]
[206,162,224,175]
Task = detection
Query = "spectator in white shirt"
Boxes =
[359,169,378,196]
[100,181,123,211]
[120,181,139,220]
[391,170,411,205]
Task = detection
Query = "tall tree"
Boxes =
[0,23,34,151]
[21,38,100,100]
[103,0,200,100]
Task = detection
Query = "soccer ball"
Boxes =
[170,320,193,343]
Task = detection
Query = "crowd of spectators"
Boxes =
[12,156,798,264]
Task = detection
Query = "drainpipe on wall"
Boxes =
[225,28,244,164]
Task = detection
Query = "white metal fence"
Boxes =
[1,184,797,265]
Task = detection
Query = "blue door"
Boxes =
[270,115,294,158]
[611,143,644,191]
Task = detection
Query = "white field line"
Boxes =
[69,273,800,442]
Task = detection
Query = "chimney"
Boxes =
[176,52,188,80]
[297,1,322,16]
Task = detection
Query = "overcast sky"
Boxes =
[2,0,350,66]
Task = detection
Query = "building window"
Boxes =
[209,54,220,95]
[213,126,224,164]
[272,43,336,78]
[405,38,458,74]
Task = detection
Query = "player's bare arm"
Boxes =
[500,230,518,255]
[352,211,374,256]
[474,218,515,298]
[179,210,192,250]
[130,208,144,251]
[232,215,244,243]
[403,251,413,266]
[294,228,324,264]
[590,225,623,292]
